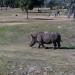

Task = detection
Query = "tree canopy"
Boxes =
[0,0,74,9]
[0,0,75,18]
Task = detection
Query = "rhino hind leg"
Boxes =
[53,42,57,49]
[57,34,61,48]
[57,41,61,48]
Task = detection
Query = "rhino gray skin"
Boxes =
[30,32,61,49]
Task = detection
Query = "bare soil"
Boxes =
[0,11,75,75]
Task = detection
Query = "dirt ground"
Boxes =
[0,10,75,75]
[0,15,72,23]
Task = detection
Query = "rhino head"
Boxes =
[29,34,37,47]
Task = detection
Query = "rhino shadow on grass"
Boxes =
[29,32,75,50]
[31,46,75,50]
[59,46,75,49]
[43,46,75,49]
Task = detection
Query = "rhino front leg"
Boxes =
[38,42,45,48]
[57,41,61,48]
[41,43,45,48]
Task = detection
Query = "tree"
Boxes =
[0,0,4,10]
[0,0,20,10]
[20,0,43,19]
[47,0,65,9]
[4,0,10,10]
[20,0,34,19]
[9,0,16,8]
[71,3,75,18]
[47,0,59,16]
[68,0,75,18]
[34,0,44,12]
[47,0,56,9]
[14,0,20,8]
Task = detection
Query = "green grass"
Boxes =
[0,20,75,46]
[0,8,75,75]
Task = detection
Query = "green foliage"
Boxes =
[20,0,44,19]
[0,0,4,7]
[34,0,44,7]
[0,0,74,9]
[20,0,44,10]
[47,0,56,9]
[47,0,65,8]
[0,0,20,8]
[20,0,35,11]
[20,0,34,19]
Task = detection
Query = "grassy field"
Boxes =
[0,8,75,75]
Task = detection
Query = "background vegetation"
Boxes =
[0,0,75,18]
[0,0,75,75]
[0,8,75,75]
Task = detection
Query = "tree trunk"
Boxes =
[38,7,40,13]
[26,10,28,19]
[49,8,51,16]
[1,6,2,10]
[73,12,75,19]
[6,6,8,10]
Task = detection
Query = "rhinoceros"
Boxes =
[29,32,61,49]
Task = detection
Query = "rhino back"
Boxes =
[42,32,59,43]
[36,32,60,43]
